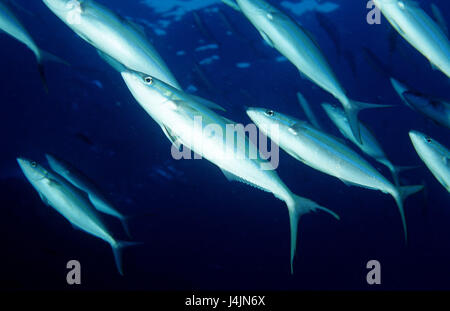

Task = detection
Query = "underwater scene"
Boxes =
[0,0,449,292]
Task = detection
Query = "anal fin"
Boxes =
[220,168,266,192]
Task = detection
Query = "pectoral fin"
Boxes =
[39,193,51,207]
[161,125,182,150]
[259,30,274,48]
[339,179,358,187]
[389,19,406,37]
[125,20,147,37]
[430,61,438,71]
[187,94,226,111]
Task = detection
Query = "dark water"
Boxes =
[0,0,449,291]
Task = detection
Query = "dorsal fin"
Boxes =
[187,94,227,112]
[125,19,147,37]
[161,124,182,150]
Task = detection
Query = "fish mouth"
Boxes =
[245,107,259,120]
[16,157,28,168]
[120,71,137,83]
[408,130,423,143]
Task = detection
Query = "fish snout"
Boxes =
[245,107,260,120]
[409,130,426,144]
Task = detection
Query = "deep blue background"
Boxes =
[0,0,449,290]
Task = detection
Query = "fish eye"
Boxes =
[31,161,37,168]
[144,76,153,85]
[265,110,274,117]
[426,137,432,143]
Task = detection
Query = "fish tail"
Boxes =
[391,185,425,243]
[344,100,392,144]
[286,195,339,274]
[121,218,133,239]
[37,62,49,94]
[39,49,70,66]
[36,49,69,93]
[111,240,142,276]
[389,164,421,186]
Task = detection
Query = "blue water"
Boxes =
[0,0,449,290]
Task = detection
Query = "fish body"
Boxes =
[322,103,405,185]
[0,1,40,58]
[42,0,180,89]
[234,0,379,143]
[121,70,339,273]
[45,154,131,236]
[409,131,450,192]
[247,107,424,241]
[374,0,450,78]
[17,158,132,275]
[403,91,450,129]
[0,1,64,90]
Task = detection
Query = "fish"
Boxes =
[42,0,181,89]
[402,91,450,129]
[362,46,392,78]
[0,0,66,91]
[321,103,416,186]
[247,107,424,242]
[226,0,381,144]
[218,8,239,35]
[17,158,137,275]
[45,154,132,237]
[297,92,322,130]
[120,69,339,274]
[430,3,449,38]
[390,77,411,107]
[373,0,450,78]
[409,131,449,193]
[315,11,341,58]
[192,10,220,45]
[343,50,357,78]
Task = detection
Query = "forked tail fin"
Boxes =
[391,185,425,243]
[378,158,420,186]
[389,164,420,187]
[111,241,142,276]
[287,195,339,274]
[36,49,69,93]
[344,100,391,144]
[121,218,133,239]
[37,62,49,93]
